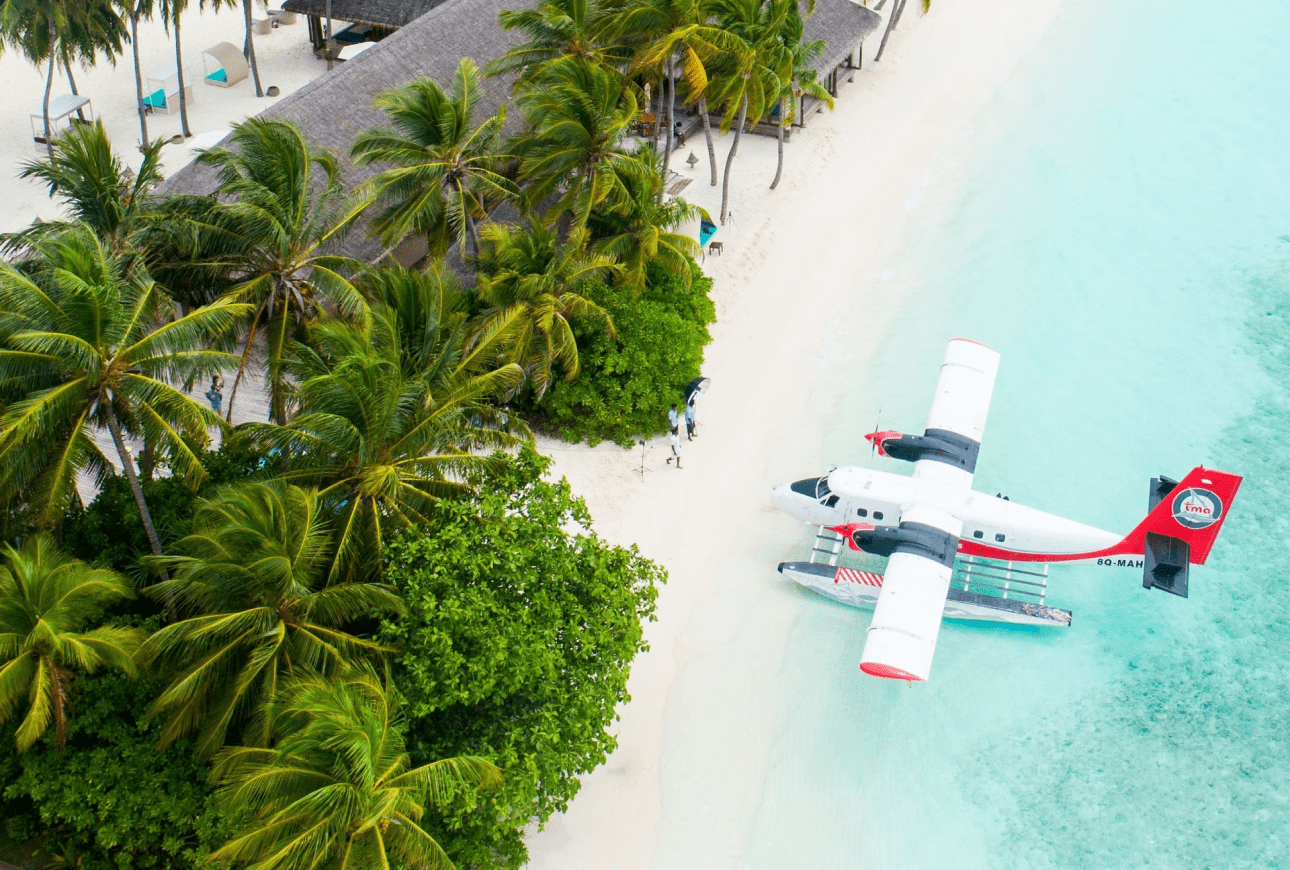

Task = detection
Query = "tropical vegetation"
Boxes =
[0,0,841,863]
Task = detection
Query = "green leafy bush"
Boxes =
[0,670,228,870]
[381,448,665,869]
[535,260,715,445]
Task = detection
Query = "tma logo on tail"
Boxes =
[1172,488,1222,530]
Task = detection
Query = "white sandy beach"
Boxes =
[0,3,325,234]
[0,0,1070,865]
[527,2,1070,868]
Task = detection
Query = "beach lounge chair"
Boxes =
[142,65,194,115]
[202,42,249,88]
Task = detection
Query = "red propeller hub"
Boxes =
[865,430,902,457]
[827,523,876,551]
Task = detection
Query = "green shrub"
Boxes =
[535,260,715,445]
[381,448,665,869]
[0,671,229,870]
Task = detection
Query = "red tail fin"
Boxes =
[1117,467,1242,564]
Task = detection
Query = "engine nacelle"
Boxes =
[866,427,981,473]
[848,522,959,568]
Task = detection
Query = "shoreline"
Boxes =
[528,1,1070,867]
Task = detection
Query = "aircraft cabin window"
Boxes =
[856,508,868,517]
[874,511,884,520]
[824,495,839,508]
[995,533,1006,542]
[973,530,984,539]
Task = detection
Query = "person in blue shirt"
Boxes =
[684,399,696,440]
[205,377,224,413]
[668,403,679,433]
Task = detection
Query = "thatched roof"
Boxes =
[280,0,449,28]
[805,0,881,78]
[158,0,533,264]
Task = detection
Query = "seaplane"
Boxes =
[771,338,1242,683]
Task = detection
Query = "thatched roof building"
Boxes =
[160,0,532,265]
[805,0,882,96]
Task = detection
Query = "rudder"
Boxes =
[1128,466,1243,566]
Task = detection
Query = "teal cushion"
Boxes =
[207,69,227,82]
[143,88,166,108]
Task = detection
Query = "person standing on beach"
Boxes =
[668,403,679,433]
[205,377,224,413]
[666,424,682,468]
[684,399,696,440]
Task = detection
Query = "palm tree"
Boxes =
[474,219,616,398]
[237,308,525,582]
[0,0,126,157]
[138,481,404,757]
[588,146,702,293]
[196,119,369,424]
[767,10,829,190]
[209,668,501,870]
[0,225,246,551]
[6,120,165,254]
[117,0,156,145]
[240,0,263,97]
[513,59,646,226]
[617,0,715,174]
[0,535,145,753]
[490,0,622,85]
[704,0,787,223]
[352,59,519,260]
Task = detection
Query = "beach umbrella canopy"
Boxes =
[685,377,711,403]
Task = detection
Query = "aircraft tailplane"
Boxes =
[1112,466,1242,569]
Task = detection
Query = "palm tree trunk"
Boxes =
[175,8,192,138]
[663,56,675,174]
[104,402,165,559]
[771,96,786,189]
[130,12,150,145]
[63,60,87,120]
[465,208,481,259]
[50,661,67,753]
[699,95,718,186]
[242,0,264,97]
[42,22,56,158]
[325,0,334,70]
[225,310,264,423]
[719,97,747,224]
[874,0,907,63]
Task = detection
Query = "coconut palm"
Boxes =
[239,0,263,97]
[474,219,616,398]
[704,0,788,223]
[617,0,713,173]
[116,0,157,145]
[0,225,246,550]
[139,481,404,757]
[0,0,126,157]
[767,10,829,190]
[0,535,145,753]
[196,118,369,424]
[5,120,165,254]
[513,59,647,226]
[490,0,622,85]
[352,59,519,259]
[209,668,501,870]
[588,146,702,293]
[237,307,526,582]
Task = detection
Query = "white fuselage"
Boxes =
[771,466,1125,563]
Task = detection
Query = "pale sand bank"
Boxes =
[526,2,1070,868]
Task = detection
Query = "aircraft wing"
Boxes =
[912,339,1001,489]
[859,506,963,682]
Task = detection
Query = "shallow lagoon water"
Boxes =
[658,0,1290,867]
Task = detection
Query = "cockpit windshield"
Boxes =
[815,476,832,500]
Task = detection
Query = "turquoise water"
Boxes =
[737,0,1290,867]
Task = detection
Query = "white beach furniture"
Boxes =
[187,129,232,152]
[337,41,376,62]
[30,94,94,149]
[202,42,250,88]
[142,65,194,115]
